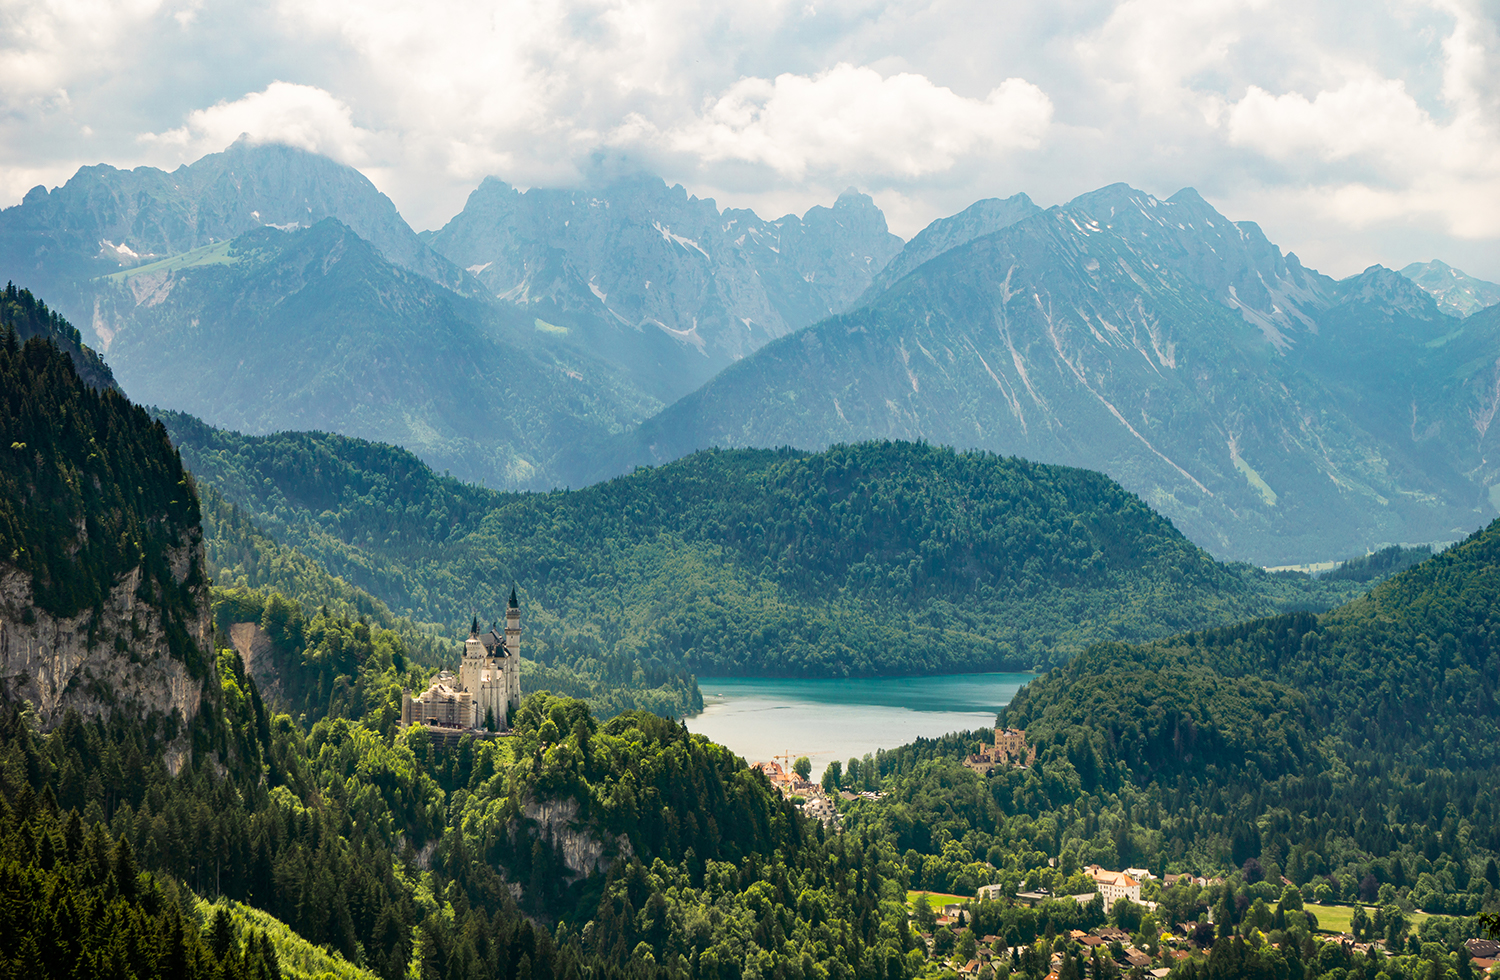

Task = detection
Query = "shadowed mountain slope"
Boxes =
[90,220,658,489]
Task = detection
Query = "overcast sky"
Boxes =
[2,0,1497,279]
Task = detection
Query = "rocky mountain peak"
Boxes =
[1335,264,1445,318]
[858,192,1041,302]
[1061,184,1332,350]
[0,141,469,301]
[1400,259,1500,318]
[425,174,904,401]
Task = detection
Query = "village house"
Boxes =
[1085,865,1142,904]
[754,761,820,798]
[1466,938,1500,973]
[801,793,842,829]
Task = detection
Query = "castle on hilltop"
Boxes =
[401,589,523,734]
[963,726,1036,775]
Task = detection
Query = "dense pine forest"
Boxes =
[828,518,1500,978]
[0,328,203,657]
[0,282,116,389]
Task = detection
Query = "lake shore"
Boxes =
[685,672,1035,778]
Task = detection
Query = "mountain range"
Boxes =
[599,185,1500,562]
[424,175,903,400]
[82,219,657,488]
[3,141,1500,562]
[0,138,468,300]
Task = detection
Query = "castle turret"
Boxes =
[504,587,522,716]
[459,624,487,728]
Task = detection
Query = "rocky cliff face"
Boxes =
[522,795,633,879]
[228,621,283,706]
[427,176,904,401]
[0,535,212,771]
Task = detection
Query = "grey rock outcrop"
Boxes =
[0,536,212,772]
[427,176,904,401]
[522,796,633,879]
[229,621,283,706]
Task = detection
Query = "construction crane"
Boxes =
[773,751,828,776]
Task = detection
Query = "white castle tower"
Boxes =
[502,588,522,717]
[402,589,523,732]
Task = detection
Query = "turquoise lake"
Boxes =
[685,673,1035,780]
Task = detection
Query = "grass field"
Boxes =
[1309,902,1430,935]
[907,890,973,911]
[104,240,237,281]
[195,896,377,980]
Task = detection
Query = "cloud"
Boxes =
[140,82,376,164]
[0,0,1497,278]
[1218,2,1500,241]
[632,64,1052,180]
[0,0,174,101]
[1226,76,1436,165]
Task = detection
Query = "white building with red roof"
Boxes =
[1085,865,1142,904]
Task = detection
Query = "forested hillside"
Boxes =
[0,332,199,625]
[162,415,1375,684]
[0,283,115,389]
[4,328,1495,980]
[837,518,1500,931]
[204,483,703,721]
[0,333,928,980]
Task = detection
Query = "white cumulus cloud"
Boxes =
[1227,76,1438,167]
[0,0,174,100]
[632,64,1052,181]
[1219,1,1500,242]
[140,82,376,165]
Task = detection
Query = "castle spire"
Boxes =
[508,586,518,609]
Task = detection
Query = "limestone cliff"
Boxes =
[522,796,633,879]
[228,620,283,706]
[0,533,213,771]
